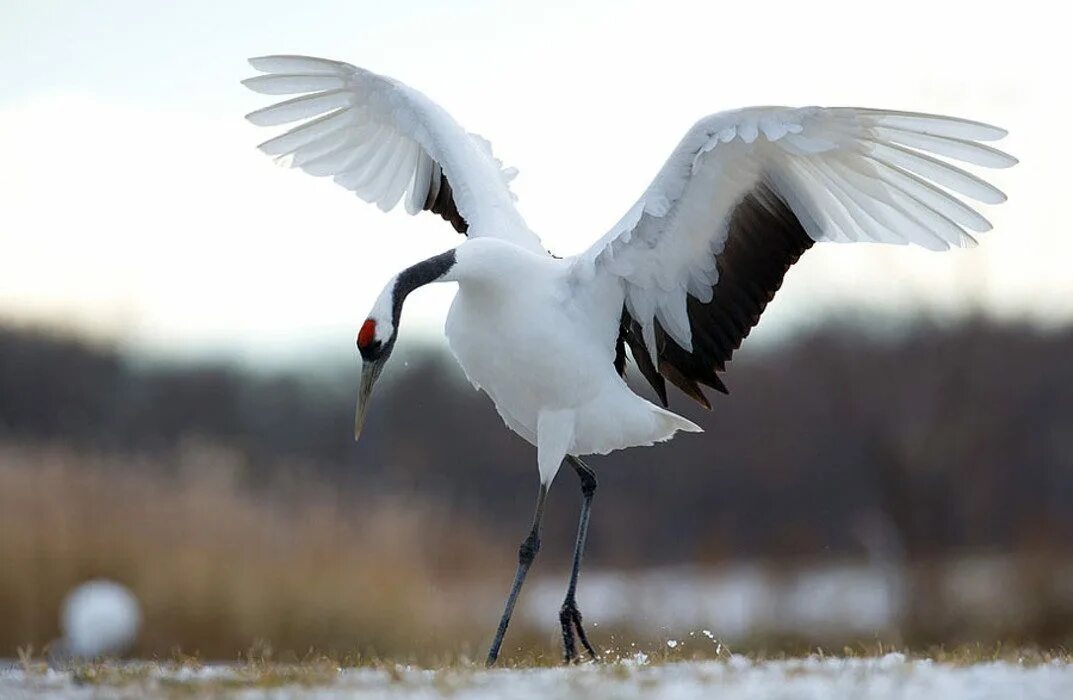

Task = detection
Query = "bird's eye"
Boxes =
[357,319,376,349]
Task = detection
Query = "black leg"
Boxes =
[486,482,548,667]
[560,455,598,663]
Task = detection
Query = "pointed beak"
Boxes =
[354,358,386,442]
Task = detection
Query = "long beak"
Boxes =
[354,358,386,442]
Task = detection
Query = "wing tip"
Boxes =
[960,119,1009,143]
[867,108,1012,142]
[247,55,274,71]
[997,152,1019,169]
[243,108,269,126]
[247,55,351,76]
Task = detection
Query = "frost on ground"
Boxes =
[3,654,1073,699]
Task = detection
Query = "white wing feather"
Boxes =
[244,55,543,252]
[573,106,1015,354]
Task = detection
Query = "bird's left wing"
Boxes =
[243,55,543,251]
[572,106,1015,407]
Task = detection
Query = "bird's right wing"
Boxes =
[243,55,544,252]
[572,107,1015,407]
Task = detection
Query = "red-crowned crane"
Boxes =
[243,55,1014,665]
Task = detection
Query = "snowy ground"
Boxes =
[523,564,907,639]
[520,557,1069,641]
[3,654,1072,699]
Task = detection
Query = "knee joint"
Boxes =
[580,472,597,500]
[571,457,598,499]
[518,533,540,565]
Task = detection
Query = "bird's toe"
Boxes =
[559,599,597,664]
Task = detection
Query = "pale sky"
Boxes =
[0,0,1068,367]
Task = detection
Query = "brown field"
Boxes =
[3,439,1072,663]
[0,441,524,661]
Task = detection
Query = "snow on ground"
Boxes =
[523,564,906,639]
[520,557,1068,641]
[3,655,1072,699]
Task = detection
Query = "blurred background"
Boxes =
[1,0,1070,662]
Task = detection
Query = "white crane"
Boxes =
[243,55,1014,665]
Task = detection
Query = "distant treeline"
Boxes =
[1,319,1071,565]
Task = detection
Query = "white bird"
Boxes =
[242,55,1014,665]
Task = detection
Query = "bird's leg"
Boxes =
[560,455,598,663]
[485,482,548,667]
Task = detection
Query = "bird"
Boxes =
[242,55,1015,665]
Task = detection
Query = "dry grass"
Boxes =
[0,440,511,660]
[3,440,1071,665]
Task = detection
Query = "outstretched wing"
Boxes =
[574,107,1015,407]
[243,55,543,252]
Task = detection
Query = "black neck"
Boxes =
[391,249,456,327]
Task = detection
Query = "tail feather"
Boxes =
[654,406,703,437]
[573,386,703,456]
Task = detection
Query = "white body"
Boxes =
[443,240,700,482]
[243,56,1014,486]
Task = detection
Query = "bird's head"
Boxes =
[353,295,395,442]
[353,249,457,442]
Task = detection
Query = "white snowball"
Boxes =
[61,580,141,658]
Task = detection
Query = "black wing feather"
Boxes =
[422,164,468,234]
[615,182,814,408]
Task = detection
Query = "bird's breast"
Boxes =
[444,276,620,440]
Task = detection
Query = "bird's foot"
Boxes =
[559,597,597,664]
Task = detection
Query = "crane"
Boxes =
[243,55,1014,665]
